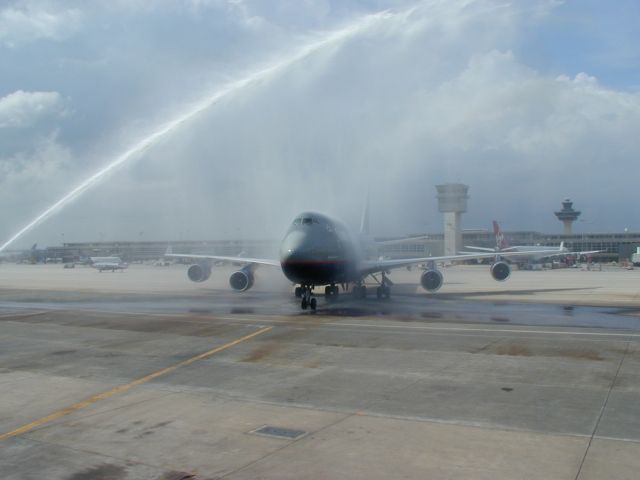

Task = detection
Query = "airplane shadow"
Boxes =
[431,286,596,299]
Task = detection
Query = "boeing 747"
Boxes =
[167,212,558,310]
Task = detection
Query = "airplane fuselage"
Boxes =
[94,263,127,271]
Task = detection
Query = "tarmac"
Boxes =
[1,263,640,479]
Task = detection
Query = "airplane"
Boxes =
[90,256,128,272]
[166,212,559,310]
[14,243,41,264]
[464,221,600,261]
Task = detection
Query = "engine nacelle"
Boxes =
[229,267,255,292]
[490,261,511,281]
[187,263,211,283]
[420,269,443,292]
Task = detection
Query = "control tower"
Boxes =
[554,198,581,234]
[436,183,469,256]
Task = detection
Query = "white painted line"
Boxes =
[324,322,640,338]
[71,313,640,338]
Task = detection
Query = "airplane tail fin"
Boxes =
[559,241,564,251]
[359,188,370,235]
[492,221,509,250]
[31,243,37,250]
[165,245,173,256]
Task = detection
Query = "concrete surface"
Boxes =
[1,264,640,479]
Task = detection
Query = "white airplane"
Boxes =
[166,212,559,310]
[464,221,600,260]
[90,256,128,272]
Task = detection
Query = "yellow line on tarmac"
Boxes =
[0,326,273,442]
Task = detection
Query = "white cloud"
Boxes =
[1,0,639,247]
[0,90,65,128]
[0,133,81,246]
[0,2,82,47]
[0,133,76,235]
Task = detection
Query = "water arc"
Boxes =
[0,9,403,252]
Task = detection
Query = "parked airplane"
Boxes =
[15,243,41,264]
[464,221,599,260]
[90,256,128,272]
[167,212,557,310]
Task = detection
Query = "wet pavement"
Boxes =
[2,286,640,330]
[2,265,640,479]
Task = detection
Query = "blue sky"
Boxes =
[1,0,639,248]
[517,0,640,91]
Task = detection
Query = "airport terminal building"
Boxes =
[34,191,639,264]
[378,230,640,262]
[43,230,640,264]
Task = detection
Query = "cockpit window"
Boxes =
[293,217,319,226]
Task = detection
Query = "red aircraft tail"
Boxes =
[492,221,509,251]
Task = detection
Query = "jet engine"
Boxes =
[490,261,511,282]
[187,263,211,283]
[420,269,443,292]
[229,266,255,292]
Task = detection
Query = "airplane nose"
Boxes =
[280,230,311,263]
[280,226,343,286]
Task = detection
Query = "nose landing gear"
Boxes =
[299,285,316,311]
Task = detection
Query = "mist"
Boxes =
[1,0,639,249]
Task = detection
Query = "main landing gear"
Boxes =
[352,284,367,299]
[353,282,390,299]
[294,278,390,310]
[297,285,316,311]
[376,283,391,299]
[325,284,339,302]
[354,272,391,300]
[376,272,391,299]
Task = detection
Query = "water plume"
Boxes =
[0,7,412,252]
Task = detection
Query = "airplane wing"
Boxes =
[529,249,601,259]
[458,250,496,255]
[357,250,559,276]
[571,250,602,256]
[462,246,496,252]
[375,235,431,246]
[463,245,518,252]
[165,253,280,267]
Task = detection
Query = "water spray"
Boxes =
[0,8,413,252]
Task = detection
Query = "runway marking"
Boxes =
[213,315,640,339]
[0,326,272,442]
[0,310,49,320]
[24,307,640,338]
[574,339,631,479]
